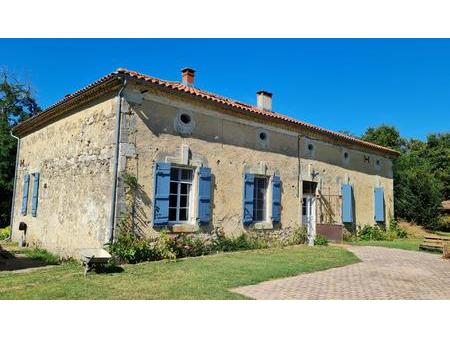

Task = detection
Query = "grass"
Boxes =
[348,238,423,251]
[22,247,60,265]
[0,245,358,300]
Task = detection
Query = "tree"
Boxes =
[360,124,448,230]
[361,124,405,151]
[0,71,40,227]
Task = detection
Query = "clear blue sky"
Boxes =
[1,39,449,140]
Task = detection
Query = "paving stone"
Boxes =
[232,246,450,299]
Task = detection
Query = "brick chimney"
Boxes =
[256,91,272,111]
[181,68,195,87]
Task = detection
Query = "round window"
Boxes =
[344,152,349,159]
[308,144,314,151]
[180,113,191,124]
[259,132,267,141]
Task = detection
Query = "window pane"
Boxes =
[170,168,178,181]
[181,169,192,181]
[253,177,267,222]
[169,208,177,221]
[170,182,177,194]
[180,183,189,195]
[180,195,188,208]
[169,194,177,208]
[179,208,188,221]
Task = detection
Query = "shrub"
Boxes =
[314,234,329,246]
[109,225,308,264]
[357,224,388,241]
[387,219,408,239]
[0,226,10,240]
[109,232,176,264]
[356,220,408,242]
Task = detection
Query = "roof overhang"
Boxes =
[12,68,400,158]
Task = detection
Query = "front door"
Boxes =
[302,194,316,234]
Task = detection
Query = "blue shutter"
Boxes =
[242,173,255,224]
[153,162,171,226]
[341,184,353,223]
[198,166,212,225]
[21,174,30,216]
[31,173,40,217]
[374,187,385,222]
[272,175,281,223]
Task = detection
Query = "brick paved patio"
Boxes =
[232,246,450,299]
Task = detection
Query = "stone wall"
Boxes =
[121,84,394,237]
[11,95,117,257]
[11,82,395,257]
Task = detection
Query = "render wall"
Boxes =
[11,95,117,257]
[121,85,394,237]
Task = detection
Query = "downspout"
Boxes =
[108,78,128,244]
[8,130,20,240]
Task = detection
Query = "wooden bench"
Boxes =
[419,235,450,254]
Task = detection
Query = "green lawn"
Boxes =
[0,245,358,300]
[348,238,422,251]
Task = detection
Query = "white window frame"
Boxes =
[168,167,194,224]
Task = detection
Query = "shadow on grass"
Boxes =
[93,265,125,274]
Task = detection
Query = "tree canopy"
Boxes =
[361,125,449,230]
[0,71,40,226]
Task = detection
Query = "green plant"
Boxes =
[0,226,10,240]
[23,247,60,265]
[387,219,407,239]
[342,228,355,241]
[357,224,388,241]
[314,234,329,246]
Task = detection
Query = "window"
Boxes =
[253,176,268,222]
[168,167,193,222]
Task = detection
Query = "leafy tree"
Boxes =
[361,124,448,230]
[361,124,405,151]
[0,71,40,227]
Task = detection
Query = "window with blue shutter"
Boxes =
[242,173,255,224]
[272,175,281,223]
[374,187,385,223]
[341,184,353,223]
[31,173,40,217]
[153,162,171,226]
[198,167,212,225]
[21,174,30,216]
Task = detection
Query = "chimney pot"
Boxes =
[181,68,195,87]
[256,90,273,111]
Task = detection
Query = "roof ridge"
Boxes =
[115,68,399,156]
[13,67,400,156]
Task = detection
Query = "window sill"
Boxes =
[251,221,274,230]
[170,224,199,233]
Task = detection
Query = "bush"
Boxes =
[314,234,329,246]
[110,225,308,264]
[357,224,388,241]
[0,226,10,240]
[356,220,408,242]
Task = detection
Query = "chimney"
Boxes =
[181,68,195,87]
[256,91,272,111]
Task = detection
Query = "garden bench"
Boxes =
[419,235,450,255]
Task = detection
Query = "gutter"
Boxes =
[8,130,20,240]
[107,77,128,244]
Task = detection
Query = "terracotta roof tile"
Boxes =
[14,67,400,156]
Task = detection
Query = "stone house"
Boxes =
[10,68,399,256]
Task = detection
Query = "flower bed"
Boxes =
[109,226,308,264]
